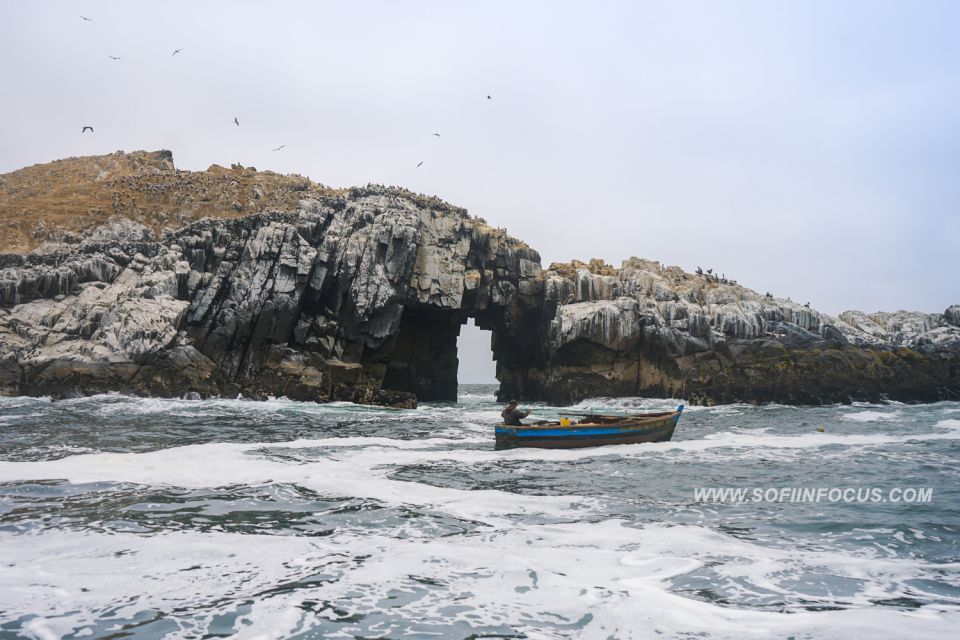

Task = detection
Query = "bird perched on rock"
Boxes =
[696,266,703,275]
[706,268,713,275]
[81,126,93,133]
[172,48,183,57]
[233,117,239,126]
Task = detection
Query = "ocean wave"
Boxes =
[0,437,597,528]
[3,421,957,486]
[842,410,904,422]
[571,396,692,412]
[0,395,53,407]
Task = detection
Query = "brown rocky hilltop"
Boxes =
[0,150,340,253]
[1,151,957,405]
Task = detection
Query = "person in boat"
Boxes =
[501,400,530,426]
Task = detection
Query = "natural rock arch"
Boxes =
[171,187,550,405]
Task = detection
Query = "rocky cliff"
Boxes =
[1,151,957,405]
[524,259,960,404]
[0,151,544,405]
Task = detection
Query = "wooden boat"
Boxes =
[495,405,684,450]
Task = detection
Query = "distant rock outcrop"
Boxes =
[0,151,957,405]
[522,259,960,404]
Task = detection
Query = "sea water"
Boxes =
[0,385,957,639]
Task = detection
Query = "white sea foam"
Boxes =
[1,423,956,496]
[2,399,958,638]
[83,393,402,418]
[2,521,957,639]
[572,396,698,412]
[0,437,594,527]
[842,410,903,422]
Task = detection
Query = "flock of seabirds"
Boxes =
[75,14,493,168]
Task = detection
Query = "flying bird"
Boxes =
[416,161,424,168]
[80,16,92,21]
[486,95,491,100]
[432,133,441,137]
[233,117,239,126]
[272,145,285,151]
[171,48,182,57]
[82,126,93,133]
[109,56,121,60]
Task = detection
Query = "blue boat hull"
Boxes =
[495,407,684,450]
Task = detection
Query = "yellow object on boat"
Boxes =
[559,417,571,426]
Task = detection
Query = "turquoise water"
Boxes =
[0,386,958,638]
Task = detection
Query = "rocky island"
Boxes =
[1,150,957,405]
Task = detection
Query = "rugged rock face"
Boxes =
[1,151,957,405]
[515,259,960,404]
[0,153,543,403]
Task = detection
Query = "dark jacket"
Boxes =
[501,407,529,426]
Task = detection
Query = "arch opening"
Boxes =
[379,308,500,402]
[457,318,497,385]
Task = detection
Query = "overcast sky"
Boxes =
[2,1,958,383]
